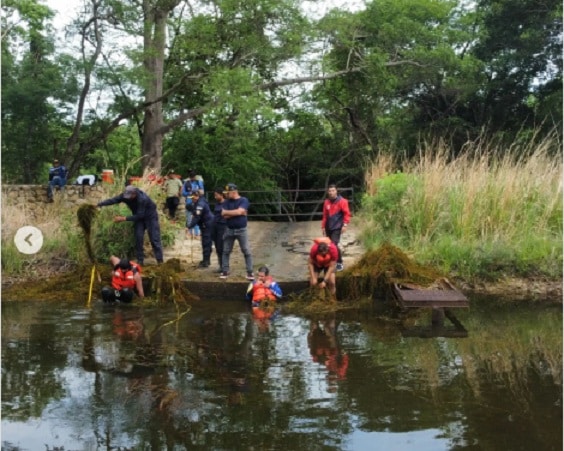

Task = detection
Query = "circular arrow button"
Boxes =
[14,226,44,255]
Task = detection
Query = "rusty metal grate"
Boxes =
[393,283,469,308]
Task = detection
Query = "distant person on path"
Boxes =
[47,159,67,201]
[101,256,144,303]
[187,190,214,268]
[211,187,227,272]
[308,237,338,297]
[182,170,205,238]
[163,170,183,221]
[97,185,164,266]
[220,183,254,280]
[322,184,351,271]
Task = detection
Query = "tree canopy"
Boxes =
[2,0,561,193]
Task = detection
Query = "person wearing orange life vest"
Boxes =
[245,265,283,308]
[308,237,339,296]
[101,255,145,303]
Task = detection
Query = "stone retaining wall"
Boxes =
[2,184,113,221]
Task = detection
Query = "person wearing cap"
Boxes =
[182,170,205,238]
[47,159,68,201]
[163,170,183,221]
[101,255,144,303]
[220,183,254,280]
[322,184,351,272]
[211,187,227,272]
[97,186,164,266]
[187,189,214,268]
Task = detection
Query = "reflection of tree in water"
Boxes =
[1,302,67,421]
[196,315,256,405]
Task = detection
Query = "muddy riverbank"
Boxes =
[2,220,562,302]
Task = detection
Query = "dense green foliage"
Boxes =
[1,0,560,196]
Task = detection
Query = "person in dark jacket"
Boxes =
[97,185,164,266]
[47,159,67,201]
[211,187,227,272]
[187,190,214,268]
[220,183,254,280]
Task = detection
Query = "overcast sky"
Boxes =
[46,0,366,29]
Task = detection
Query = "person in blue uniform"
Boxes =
[187,190,214,268]
[47,159,67,200]
[211,187,227,272]
[97,185,164,266]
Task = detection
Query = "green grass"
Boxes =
[360,131,563,281]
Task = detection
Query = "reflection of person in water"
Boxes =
[112,309,144,341]
[307,318,349,388]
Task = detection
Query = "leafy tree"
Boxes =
[1,0,67,183]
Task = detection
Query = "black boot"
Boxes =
[198,260,210,268]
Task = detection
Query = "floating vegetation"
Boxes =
[3,264,107,302]
[283,287,372,315]
[3,259,198,305]
[77,204,98,263]
[338,242,444,302]
[284,243,445,314]
[142,258,199,305]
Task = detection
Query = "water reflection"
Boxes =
[308,317,349,390]
[1,298,562,450]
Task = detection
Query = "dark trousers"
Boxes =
[166,196,180,219]
[201,225,213,263]
[211,223,226,268]
[134,215,163,264]
[101,287,134,303]
[325,228,343,264]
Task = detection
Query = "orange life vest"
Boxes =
[312,237,334,268]
[111,262,142,290]
[251,277,277,302]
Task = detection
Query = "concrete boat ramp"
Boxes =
[153,219,365,301]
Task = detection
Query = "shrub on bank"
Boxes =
[360,132,563,281]
[1,175,178,276]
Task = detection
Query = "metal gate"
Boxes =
[221,187,354,221]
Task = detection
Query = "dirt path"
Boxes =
[159,219,365,282]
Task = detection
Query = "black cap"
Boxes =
[225,183,237,191]
[118,259,132,271]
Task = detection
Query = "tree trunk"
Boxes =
[142,0,168,173]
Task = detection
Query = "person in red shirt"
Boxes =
[308,237,339,296]
[321,184,351,272]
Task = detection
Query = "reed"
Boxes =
[361,130,562,280]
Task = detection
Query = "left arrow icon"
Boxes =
[14,226,43,254]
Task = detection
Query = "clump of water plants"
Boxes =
[284,243,445,313]
[77,204,98,263]
[142,258,199,304]
[338,242,445,301]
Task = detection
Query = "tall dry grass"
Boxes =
[1,167,179,276]
[361,131,563,279]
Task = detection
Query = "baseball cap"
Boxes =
[118,259,132,271]
[225,183,238,192]
[123,185,137,199]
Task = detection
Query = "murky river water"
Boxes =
[1,296,561,450]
